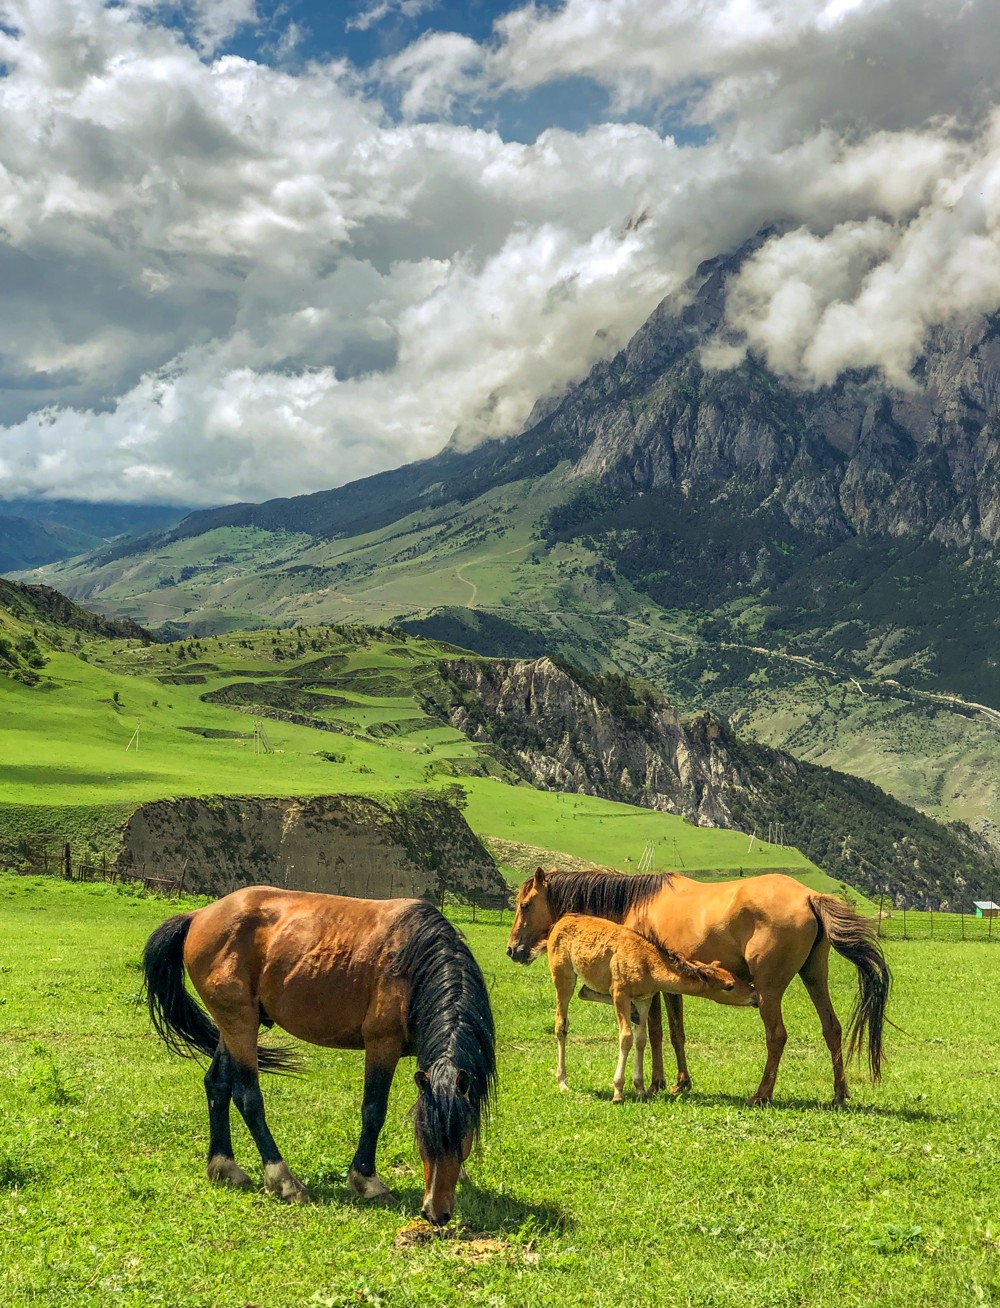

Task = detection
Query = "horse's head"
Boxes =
[506,866,556,964]
[413,1064,475,1226]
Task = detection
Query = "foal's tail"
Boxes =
[810,895,892,1082]
[141,913,298,1073]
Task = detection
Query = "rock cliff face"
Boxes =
[435,656,999,910]
[535,242,1000,551]
[120,793,507,904]
[438,656,751,826]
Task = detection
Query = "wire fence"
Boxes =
[875,906,999,942]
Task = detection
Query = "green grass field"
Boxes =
[2,875,998,1308]
[0,622,830,888]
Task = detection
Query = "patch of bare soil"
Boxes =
[393,1220,531,1264]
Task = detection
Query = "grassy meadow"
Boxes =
[0,621,830,887]
[2,873,998,1308]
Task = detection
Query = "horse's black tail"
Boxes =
[810,895,892,1082]
[141,913,300,1074]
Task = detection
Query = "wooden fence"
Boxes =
[0,840,188,898]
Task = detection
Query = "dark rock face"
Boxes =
[535,246,1000,551]
[119,793,507,905]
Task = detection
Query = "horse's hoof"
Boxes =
[206,1156,254,1190]
[348,1168,393,1201]
[612,1091,625,1104]
[634,1090,648,1102]
[748,1094,773,1108]
[669,1079,691,1097]
[264,1163,311,1203]
[557,1080,570,1093]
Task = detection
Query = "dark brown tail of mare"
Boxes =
[141,913,299,1072]
[809,895,891,1082]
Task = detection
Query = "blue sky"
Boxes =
[209,0,651,143]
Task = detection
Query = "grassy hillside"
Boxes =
[0,603,826,887]
[27,461,1000,839]
[2,874,997,1308]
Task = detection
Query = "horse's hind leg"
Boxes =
[348,1039,401,1201]
[221,1021,310,1204]
[632,998,652,1100]
[799,939,848,1107]
[204,1043,253,1189]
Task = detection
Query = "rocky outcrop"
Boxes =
[437,656,754,826]
[119,793,508,905]
[436,656,999,908]
[534,242,1000,552]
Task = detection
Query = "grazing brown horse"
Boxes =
[546,913,757,1101]
[508,868,890,1106]
[142,887,495,1225]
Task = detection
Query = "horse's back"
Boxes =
[642,872,818,968]
[184,888,422,1050]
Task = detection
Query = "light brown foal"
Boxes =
[547,913,757,1101]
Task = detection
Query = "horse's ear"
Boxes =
[455,1069,471,1098]
[414,1069,430,1093]
[533,866,547,888]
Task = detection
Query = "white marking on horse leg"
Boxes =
[206,1155,254,1189]
[348,1167,393,1200]
[612,1029,633,1103]
[556,1025,569,1091]
[633,998,651,1099]
[264,1160,311,1204]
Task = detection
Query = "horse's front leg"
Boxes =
[348,1040,401,1201]
[664,994,692,1095]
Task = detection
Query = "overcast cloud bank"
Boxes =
[0,0,997,504]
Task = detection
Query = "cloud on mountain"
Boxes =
[0,0,997,504]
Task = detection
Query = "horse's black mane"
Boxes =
[545,870,672,921]
[391,902,496,1161]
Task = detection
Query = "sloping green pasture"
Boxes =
[0,625,826,885]
[1,875,997,1307]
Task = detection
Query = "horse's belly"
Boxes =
[260,973,368,1049]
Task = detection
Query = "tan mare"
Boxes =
[142,887,495,1225]
[508,868,891,1106]
[546,913,757,1101]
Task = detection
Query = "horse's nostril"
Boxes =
[506,946,514,957]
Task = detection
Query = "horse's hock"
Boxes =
[119,794,508,904]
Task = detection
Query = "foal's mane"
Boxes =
[545,870,672,922]
[390,902,496,1159]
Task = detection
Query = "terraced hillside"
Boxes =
[1,579,997,907]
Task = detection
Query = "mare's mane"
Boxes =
[545,870,672,922]
[390,902,497,1160]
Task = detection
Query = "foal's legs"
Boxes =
[799,940,848,1107]
[204,1043,253,1189]
[610,990,635,1103]
[552,960,577,1092]
[348,1039,401,1200]
[631,998,653,1100]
